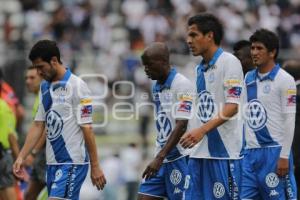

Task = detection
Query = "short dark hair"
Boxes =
[29,40,62,64]
[188,13,224,45]
[233,40,251,52]
[249,29,279,59]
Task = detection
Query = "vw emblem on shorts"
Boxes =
[197,90,215,123]
[46,110,64,141]
[213,182,225,198]
[156,111,172,144]
[170,169,182,185]
[265,173,279,188]
[54,169,63,182]
[246,99,267,131]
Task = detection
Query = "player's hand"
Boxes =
[276,158,289,177]
[142,156,164,180]
[13,156,26,180]
[180,127,206,148]
[91,165,106,190]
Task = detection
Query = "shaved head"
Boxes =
[141,42,171,82]
[142,42,169,65]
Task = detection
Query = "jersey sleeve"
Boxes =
[280,76,296,113]
[173,78,195,120]
[74,79,93,125]
[34,90,46,121]
[223,57,244,104]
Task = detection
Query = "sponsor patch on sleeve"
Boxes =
[287,95,296,106]
[178,101,192,113]
[80,105,92,118]
[227,86,242,98]
[80,98,92,105]
[224,79,241,87]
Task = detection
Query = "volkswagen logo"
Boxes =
[197,90,215,123]
[46,110,64,141]
[156,111,172,144]
[213,182,225,198]
[246,99,267,131]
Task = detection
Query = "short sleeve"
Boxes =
[173,78,195,120]
[34,90,46,121]
[223,57,244,104]
[75,79,93,124]
[280,76,296,113]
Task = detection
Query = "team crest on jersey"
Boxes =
[208,73,215,83]
[46,110,64,141]
[263,84,271,94]
[265,173,279,188]
[246,99,267,131]
[213,182,225,198]
[197,90,215,123]
[156,111,172,144]
[170,169,182,185]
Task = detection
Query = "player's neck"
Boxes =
[158,68,170,85]
[52,65,67,82]
[202,45,219,64]
[257,60,276,74]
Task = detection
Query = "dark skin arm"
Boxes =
[142,120,188,179]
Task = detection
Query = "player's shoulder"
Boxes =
[277,68,295,82]
[219,51,240,62]
[218,51,242,70]
[172,73,193,88]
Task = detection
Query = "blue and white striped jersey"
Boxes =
[244,64,296,150]
[190,48,244,159]
[152,68,194,162]
[35,69,92,165]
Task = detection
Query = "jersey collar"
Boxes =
[52,68,72,90]
[255,64,280,82]
[199,47,223,72]
[153,68,177,92]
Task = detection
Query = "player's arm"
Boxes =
[25,129,46,166]
[277,78,297,177]
[181,58,243,148]
[181,103,238,148]
[8,133,19,160]
[81,124,106,190]
[13,121,44,178]
[142,119,188,179]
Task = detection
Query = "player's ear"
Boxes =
[50,56,59,65]
[269,49,276,59]
[206,31,214,41]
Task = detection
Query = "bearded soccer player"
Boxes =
[13,40,106,200]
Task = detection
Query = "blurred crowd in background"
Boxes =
[0,0,300,199]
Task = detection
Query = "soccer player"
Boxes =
[180,13,244,199]
[283,60,300,193]
[233,40,255,76]
[241,29,297,199]
[0,80,20,200]
[138,42,193,200]
[24,66,46,200]
[13,40,106,200]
